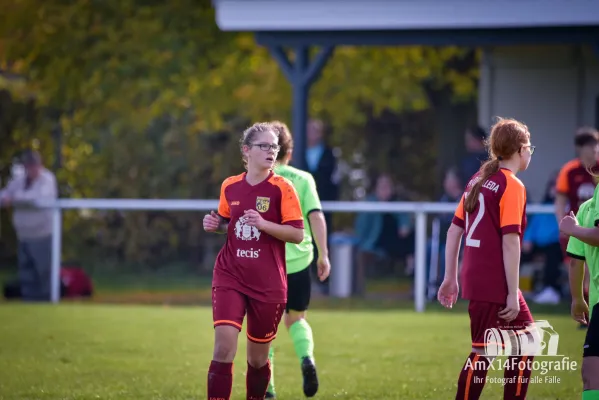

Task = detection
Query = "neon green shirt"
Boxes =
[274,164,322,274]
[566,195,599,310]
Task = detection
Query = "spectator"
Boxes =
[459,126,489,186]
[0,150,57,301]
[304,119,339,292]
[354,174,413,296]
[522,175,563,305]
[427,167,463,294]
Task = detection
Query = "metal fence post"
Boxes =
[50,206,62,303]
[414,211,427,313]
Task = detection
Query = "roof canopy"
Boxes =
[215,0,599,32]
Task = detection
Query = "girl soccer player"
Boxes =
[203,122,304,400]
[560,193,599,399]
[438,117,536,399]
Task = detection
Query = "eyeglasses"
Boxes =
[521,145,536,155]
[251,143,280,152]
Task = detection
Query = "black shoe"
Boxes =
[265,392,276,399]
[301,357,319,397]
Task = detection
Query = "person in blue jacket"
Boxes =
[522,175,564,304]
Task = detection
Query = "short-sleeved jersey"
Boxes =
[452,168,527,304]
[213,171,304,303]
[556,158,599,214]
[566,194,599,310]
[274,164,322,274]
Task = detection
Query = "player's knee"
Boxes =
[213,339,236,362]
[582,357,599,390]
[213,327,238,362]
[247,342,270,368]
[284,310,306,329]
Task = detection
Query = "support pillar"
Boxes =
[268,45,335,170]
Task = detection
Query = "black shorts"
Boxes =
[584,303,599,358]
[286,267,311,312]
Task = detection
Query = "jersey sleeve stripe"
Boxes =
[283,219,304,228]
[307,208,322,215]
[566,251,585,261]
[452,215,465,229]
[501,224,521,235]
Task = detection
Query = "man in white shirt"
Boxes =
[0,150,57,301]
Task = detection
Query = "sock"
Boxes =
[289,319,314,361]
[503,356,533,399]
[583,390,599,399]
[267,346,276,394]
[455,352,490,400]
[207,360,233,400]
[246,361,271,400]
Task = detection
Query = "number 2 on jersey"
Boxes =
[464,192,484,248]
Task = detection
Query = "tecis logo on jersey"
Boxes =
[236,248,261,259]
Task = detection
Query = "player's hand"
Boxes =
[571,298,589,325]
[316,255,331,282]
[559,211,578,236]
[243,209,265,230]
[437,279,459,309]
[499,293,520,322]
[203,211,220,232]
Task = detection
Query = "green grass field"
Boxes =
[0,302,587,399]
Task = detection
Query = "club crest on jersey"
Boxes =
[235,217,261,241]
[256,196,270,213]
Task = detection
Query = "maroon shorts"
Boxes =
[212,287,285,344]
[469,291,534,354]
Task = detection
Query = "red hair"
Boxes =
[464,118,530,213]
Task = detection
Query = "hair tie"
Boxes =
[497,156,503,161]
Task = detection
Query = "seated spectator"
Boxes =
[427,168,463,296]
[354,173,413,295]
[521,175,563,305]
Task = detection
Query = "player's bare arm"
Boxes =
[308,211,331,281]
[243,209,303,244]
[438,223,463,308]
[499,233,520,322]
[560,211,599,246]
[569,258,589,324]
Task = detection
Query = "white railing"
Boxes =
[30,199,555,312]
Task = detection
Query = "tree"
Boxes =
[0,1,479,267]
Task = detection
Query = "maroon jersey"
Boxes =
[213,171,304,303]
[452,168,527,304]
[556,158,599,214]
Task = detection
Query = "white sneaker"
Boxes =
[533,287,561,305]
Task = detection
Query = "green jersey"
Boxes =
[566,193,599,310]
[274,164,322,274]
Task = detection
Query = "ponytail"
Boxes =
[464,159,500,213]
